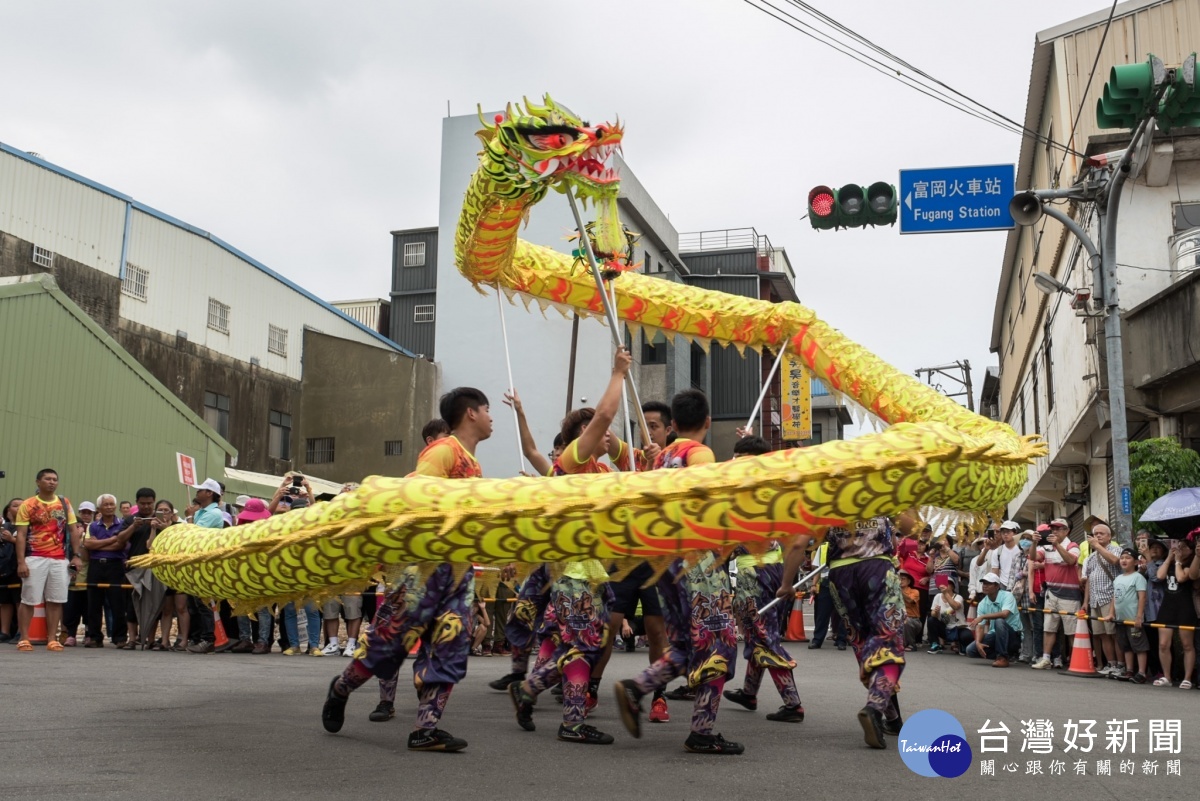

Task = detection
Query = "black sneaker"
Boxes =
[368,702,394,722]
[663,685,696,701]
[407,728,467,752]
[612,680,644,739]
[683,732,745,755]
[765,704,805,723]
[722,688,758,711]
[557,723,614,744]
[488,671,526,692]
[857,706,887,749]
[322,677,348,733]
[509,683,536,731]
[882,695,903,735]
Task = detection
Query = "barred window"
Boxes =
[207,298,230,334]
[384,440,403,457]
[414,304,435,323]
[122,263,149,301]
[306,437,335,464]
[403,242,426,267]
[268,324,288,357]
[32,245,53,269]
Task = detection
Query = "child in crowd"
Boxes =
[927,579,971,654]
[1111,547,1149,684]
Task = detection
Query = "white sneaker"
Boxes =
[342,643,356,657]
[1031,656,1052,670]
[1052,657,1064,669]
[321,641,341,656]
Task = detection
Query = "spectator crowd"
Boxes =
[0,468,516,657]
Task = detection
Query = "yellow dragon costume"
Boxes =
[131,96,1044,605]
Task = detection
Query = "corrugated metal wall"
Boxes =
[685,274,760,417]
[0,152,126,276]
[392,230,438,292]
[123,211,389,380]
[1058,1,1200,160]
[679,249,758,276]
[390,229,440,358]
[0,278,233,509]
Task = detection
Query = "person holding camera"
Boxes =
[270,473,314,514]
[1030,519,1081,670]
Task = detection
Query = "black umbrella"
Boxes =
[1139,487,1200,538]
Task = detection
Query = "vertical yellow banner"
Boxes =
[780,351,812,441]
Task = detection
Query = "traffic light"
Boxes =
[1096,55,1163,130]
[1160,53,1200,130]
[807,183,897,230]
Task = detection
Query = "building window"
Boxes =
[306,437,335,464]
[642,331,667,365]
[207,298,230,334]
[1031,359,1041,435]
[414,304,435,323]
[204,391,230,439]
[122,263,149,301]
[403,242,426,267]
[1044,336,1055,413]
[269,410,292,460]
[690,342,705,390]
[32,245,53,269]
[384,440,404,457]
[1174,203,1200,232]
[268,324,288,357]
[805,423,824,446]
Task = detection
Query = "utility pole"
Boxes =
[914,361,974,412]
[1006,52,1196,545]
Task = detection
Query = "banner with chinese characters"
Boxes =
[780,351,811,441]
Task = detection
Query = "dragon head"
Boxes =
[478,95,628,258]
[477,94,623,198]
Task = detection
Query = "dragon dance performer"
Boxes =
[613,389,743,755]
[779,515,907,749]
[722,435,805,723]
[321,388,493,753]
[509,348,632,745]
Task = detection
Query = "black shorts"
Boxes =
[606,562,662,618]
[0,574,19,606]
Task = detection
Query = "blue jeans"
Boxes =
[283,602,320,651]
[966,619,1020,659]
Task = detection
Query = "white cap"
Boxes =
[191,478,222,494]
[999,520,1021,531]
[981,572,1003,585]
[234,495,251,507]
[78,501,97,512]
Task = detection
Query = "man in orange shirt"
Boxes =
[322,387,492,752]
[613,389,743,755]
[14,468,83,652]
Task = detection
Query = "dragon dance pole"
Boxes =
[610,280,635,468]
[496,289,529,475]
[745,341,789,435]
[564,186,651,446]
[757,563,823,615]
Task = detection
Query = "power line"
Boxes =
[740,0,1087,157]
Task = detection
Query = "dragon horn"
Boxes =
[476,104,492,129]
[506,101,516,121]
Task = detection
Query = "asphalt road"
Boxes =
[2,639,1197,800]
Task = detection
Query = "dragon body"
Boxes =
[135,96,1043,605]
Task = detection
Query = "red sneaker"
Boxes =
[585,692,599,714]
[649,696,670,723]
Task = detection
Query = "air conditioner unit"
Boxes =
[1066,466,1089,495]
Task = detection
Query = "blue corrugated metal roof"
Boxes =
[0,141,416,358]
[811,377,829,396]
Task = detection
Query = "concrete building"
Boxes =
[990,0,1200,532]
[0,273,234,508]
[0,142,437,482]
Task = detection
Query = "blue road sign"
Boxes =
[899,164,1015,234]
[1121,486,1132,516]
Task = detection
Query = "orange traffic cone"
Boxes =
[1061,613,1102,678]
[26,602,49,645]
[784,592,809,642]
[211,603,230,650]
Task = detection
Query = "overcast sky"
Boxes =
[3,0,1106,421]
